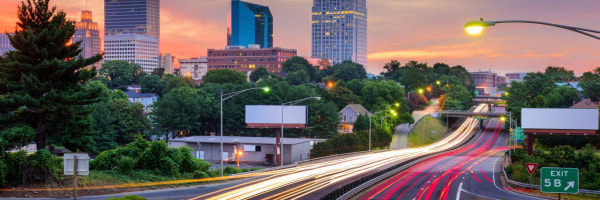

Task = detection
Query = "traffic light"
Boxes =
[509,128,513,136]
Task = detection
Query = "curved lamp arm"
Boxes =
[465,19,600,40]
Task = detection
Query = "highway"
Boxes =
[188,104,488,199]
[357,106,541,200]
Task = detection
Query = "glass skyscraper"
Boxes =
[311,0,367,68]
[230,0,273,48]
[104,0,160,38]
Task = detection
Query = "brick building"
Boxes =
[207,46,297,76]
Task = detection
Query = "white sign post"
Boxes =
[64,153,89,200]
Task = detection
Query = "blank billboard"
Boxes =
[521,108,598,130]
[245,105,307,124]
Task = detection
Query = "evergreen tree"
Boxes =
[0,0,102,152]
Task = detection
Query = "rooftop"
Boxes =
[170,136,325,145]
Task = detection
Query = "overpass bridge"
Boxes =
[439,110,507,118]
[473,96,506,104]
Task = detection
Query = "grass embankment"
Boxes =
[408,116,447,147]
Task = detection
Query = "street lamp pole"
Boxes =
[465,19,600,40]
[220,87,268,177]
[280,97,321,167]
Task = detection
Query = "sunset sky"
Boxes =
[1,0,599,75]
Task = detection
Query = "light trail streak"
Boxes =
[192,104,489,199]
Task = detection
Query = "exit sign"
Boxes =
[540,167,579,194]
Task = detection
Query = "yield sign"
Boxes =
[525,163,538,175]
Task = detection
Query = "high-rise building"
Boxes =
[311,0,367,68]
[159,53,174,74]
[73,10,101,68]
[104,34,159,73]
[104,0,160,38]
[0,33,15,56]
[104,0,160,73]
[230,0,273,48]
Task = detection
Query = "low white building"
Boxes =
[104,33,159,73]
[168,136,325,165]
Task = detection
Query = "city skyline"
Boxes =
[0,0,599,75]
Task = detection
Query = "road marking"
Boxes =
[456,182,463,200]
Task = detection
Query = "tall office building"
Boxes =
[104,0,160,38]
[311,0,367,68]
[0,33,15,56]
[73,10,101,68]
[104,0,160,73]
[229,0,273,48]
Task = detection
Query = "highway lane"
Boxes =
[358,106,541,200]
[188,104,488,200]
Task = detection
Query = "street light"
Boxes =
[220,87,269,177]
[236,151,243,169]
[280,96,321,167]
[464,18,600,39]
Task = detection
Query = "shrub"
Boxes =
[192,170,208,179]
[117,156,135,174]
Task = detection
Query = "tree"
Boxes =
[163,74,195,94]
[325,60,367,82]
[249,67,270,82]
[545,66,575,82]
[0,0,102,152]
[579,67,600,101]
[151,67,165,78]
[282,56,320,82]
[327,85,361,110]
[141,74,165,96]
[398,67,426,92]
[381,60,402,81]
[441,85,473,110]
[151,87,215,138]
[285,70,310,85]
[97,60,146,91]
[432,63,451,76]
[202,68,246,84]
[108,99,150,144]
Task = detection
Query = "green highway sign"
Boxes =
[540,167,579,194]
[512,132,525,140]
[512,127,525,140]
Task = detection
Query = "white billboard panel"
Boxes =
[245,105,307,124]
[521,108,598,130]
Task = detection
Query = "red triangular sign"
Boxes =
[525,163,538,175]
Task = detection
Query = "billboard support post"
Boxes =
[280,97,321,167]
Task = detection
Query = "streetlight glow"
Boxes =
[464,19,495,35]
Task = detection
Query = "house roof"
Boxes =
[555,82,583,91]
[570,99,598,109]
[170,136,325,145]
[124,90,158,98]
[340,104,371,115]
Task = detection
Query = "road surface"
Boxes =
[357,106,542,200]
